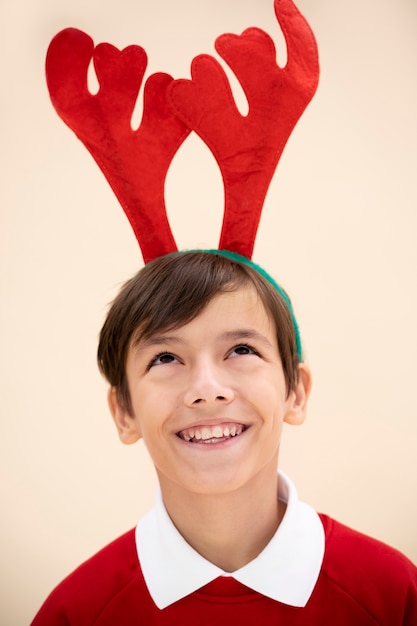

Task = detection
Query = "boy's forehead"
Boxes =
[130,285,275,348]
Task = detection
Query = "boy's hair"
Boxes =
[98,251,300,415]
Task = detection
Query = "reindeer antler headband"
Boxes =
[45,0,319,358]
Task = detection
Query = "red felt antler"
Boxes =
[168,0,319,258]
[46,28,191,262]
[46,0,318,263]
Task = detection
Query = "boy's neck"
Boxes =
[158,465,284,573]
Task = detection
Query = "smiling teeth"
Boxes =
[179,423,244,443]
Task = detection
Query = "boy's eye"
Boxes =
[229,344,258,357]
[149,352,179,367]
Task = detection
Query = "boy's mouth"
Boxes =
[177,422,246,444]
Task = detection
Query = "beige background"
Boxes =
[1,0,416,623]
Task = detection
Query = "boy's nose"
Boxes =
[183,362,234,407]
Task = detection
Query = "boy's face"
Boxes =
[109,285,310,498]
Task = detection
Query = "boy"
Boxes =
[32,251,417,625]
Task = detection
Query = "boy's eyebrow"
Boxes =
[219,329,274,348]
[132,334,184,350]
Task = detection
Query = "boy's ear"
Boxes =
[284,363,312,426]
[107,387,142,445]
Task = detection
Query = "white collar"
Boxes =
[135,472,325,610]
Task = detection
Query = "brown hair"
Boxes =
[98,252,300,414]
